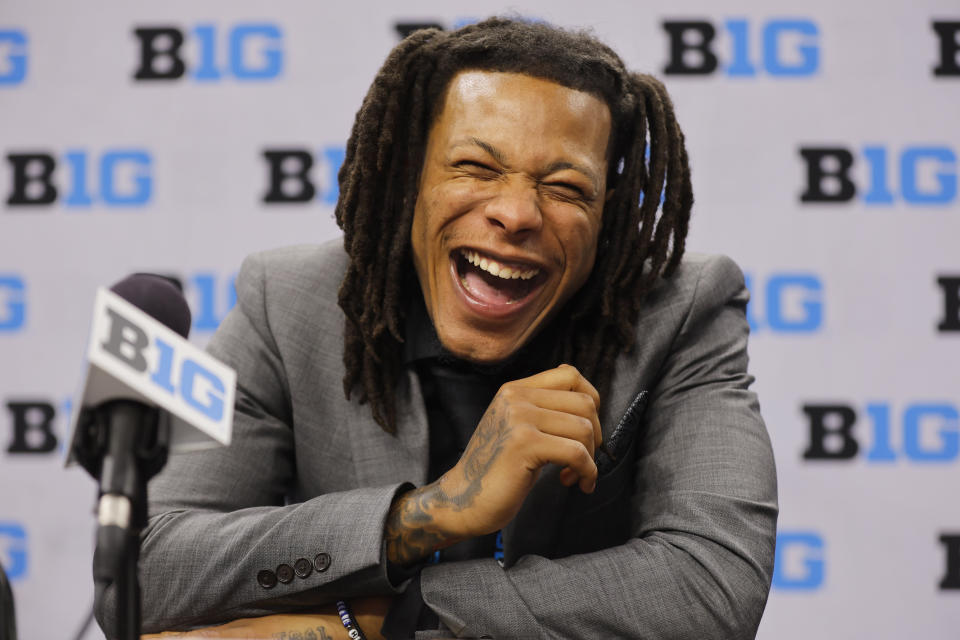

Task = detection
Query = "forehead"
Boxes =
[430,70,612,157]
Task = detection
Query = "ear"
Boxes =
[605,187,615,203]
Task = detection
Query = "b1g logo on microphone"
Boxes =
[0,522,27,581]
[799,145,957,205]
[0,275,25,332]
[772,531,824,591]
[0,29,28,86]
[802,401,959,463]
[261,146,345,205]
[932,21,960,77]
[4,149,153,208]
[662,18,819,77]
[133,23,283,82]
[744,272,823,334]
[78,288,235,449]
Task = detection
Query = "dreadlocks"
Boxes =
[335,17,693,433]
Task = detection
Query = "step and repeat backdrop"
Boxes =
[1,0,957,638]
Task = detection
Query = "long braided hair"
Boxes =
[336,18,693,433]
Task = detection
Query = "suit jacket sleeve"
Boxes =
[95,251,410,637]
[418,254,779,639]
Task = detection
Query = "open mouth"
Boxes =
[453,248,547,309]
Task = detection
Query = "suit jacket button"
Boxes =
[276,563,295,584]
[294,558,313,578]
[314,552,331,572]
[257,569,277,589]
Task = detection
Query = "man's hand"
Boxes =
[385,364,601,566]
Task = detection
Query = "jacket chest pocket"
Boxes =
[553,390,647,557]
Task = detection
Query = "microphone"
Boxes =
[66,273,236,639]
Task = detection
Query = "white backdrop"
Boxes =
[1,1,958,638]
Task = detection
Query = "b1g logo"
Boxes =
[802,402,959,463]
[940,533,960,590]
[133,23,283,82]
[937,275,960,333]
[0,275,25,332]
[772,531,824,590]
[744,273,823,333]
[5,149,153,207]
[4,398,62,454]
[799,145,957,205]
[187,272,237,332]
[932,21,960,77]
[261,147,345,205]
[0,522,27,581]
[0,29,28,86]
[662,18,819,77]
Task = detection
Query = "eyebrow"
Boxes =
[464,137,601,193]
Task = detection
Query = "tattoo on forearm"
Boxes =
[270,626,333,640]
[385,405,511,565]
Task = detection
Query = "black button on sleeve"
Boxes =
[314,552,332,572]
[294,557,313,578]
[276,563,295,584]
[257,569,278,589]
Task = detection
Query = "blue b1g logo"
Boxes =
[0,522,27,581]
[5,149,153,207]
[772,531,824,590]
[800,145,957,205]
[133,23,284,82]
[0,29,27,86]
[0,275,25,332]
[663,18,819,77]
[745,273,823,333]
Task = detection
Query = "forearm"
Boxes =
[97,485,409,638]
[143,597,392,640]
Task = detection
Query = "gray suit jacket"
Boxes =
[98,239,778,639]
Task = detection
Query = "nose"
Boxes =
[484,183,543,237]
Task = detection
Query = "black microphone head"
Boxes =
[109,273,191,338]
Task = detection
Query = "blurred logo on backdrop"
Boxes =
[932,21,960,77]
[745,272,823,334]
[4,399,63,455]
[772,531,824,591]
[0,275,25,332]
[0,522,27,582]
[802,402,959,463]
[937,275,960,332]
[4,149,153,208]
[940,534,960,590]
[661,18,819,77]
[0,29,27,86]
[261,147,345,206]
[133,23,283,82]
[799,145,958,206]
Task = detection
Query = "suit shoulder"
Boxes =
[645,252,745,312]
[242,238,347,293]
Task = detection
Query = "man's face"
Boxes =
[410,70,611,363]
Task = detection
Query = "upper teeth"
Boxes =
[462,249,539,280]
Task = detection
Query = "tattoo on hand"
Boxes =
[385,404,511,565]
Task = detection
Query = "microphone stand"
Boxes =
[74,400,170,640]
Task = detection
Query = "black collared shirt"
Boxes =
[383,293,555,637]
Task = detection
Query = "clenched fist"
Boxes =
[385,364,601,566]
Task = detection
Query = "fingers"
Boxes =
[526,404,598,458]
[509,364,601,411]
[517,387,602,450]
[529,430,598,493]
